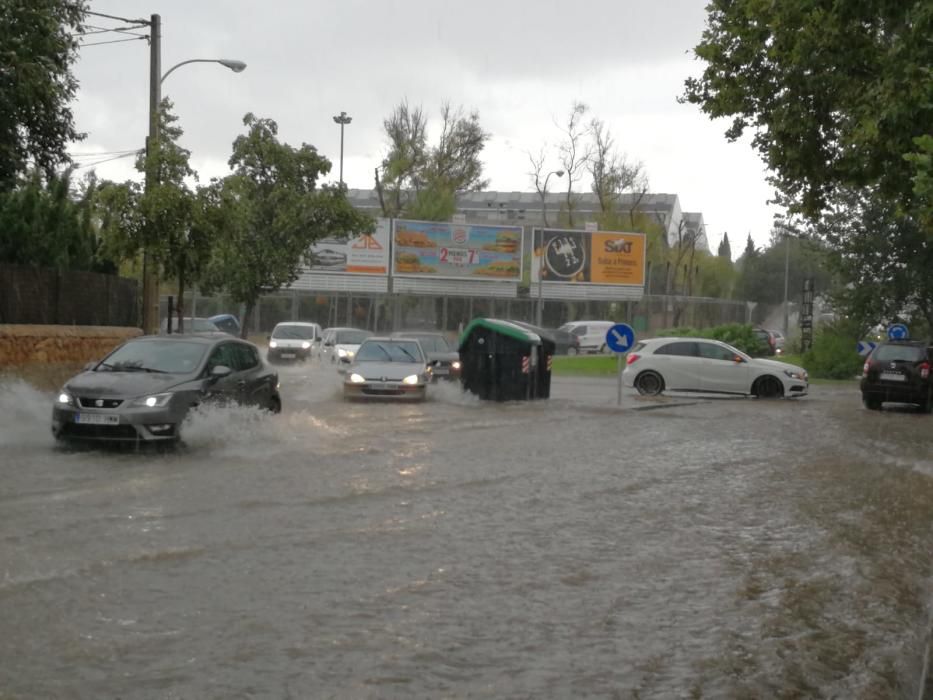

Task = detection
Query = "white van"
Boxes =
[557,320,616,353]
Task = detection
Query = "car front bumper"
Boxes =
[343,382,427,400]
[51,403,188,442]
[268,347,312,362]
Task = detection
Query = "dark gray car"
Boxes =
[391,331,461,380]
[51,334,281,444]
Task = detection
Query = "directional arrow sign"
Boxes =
[887,323,909,340]
[605,323,636,354]
[856,340,877,357]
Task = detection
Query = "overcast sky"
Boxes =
[71,0,782,255]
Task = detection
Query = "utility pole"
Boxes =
[782,232,790,338]
[142,13,161,335]
[333,111,352,186]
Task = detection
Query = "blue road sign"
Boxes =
[856,341,877,357]
[605,323,636,353]
[887,323,909,340]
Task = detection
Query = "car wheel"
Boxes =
[862,394,883,411]
[634,371,664,396]
[918,389,932,414]
[754,375,784,399]
[268,395,282,414]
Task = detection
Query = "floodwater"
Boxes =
[1,362,932,699]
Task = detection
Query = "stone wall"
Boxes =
[0,325,142,368]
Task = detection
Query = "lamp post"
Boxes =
[140,13,246,334]
[536,170,564,327]
[333,111,352,186]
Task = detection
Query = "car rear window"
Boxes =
[872,344,926,363]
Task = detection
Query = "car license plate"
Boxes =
[880,372,905,382]
[75,413,120,425]
[434,367,449,375]
[281,353,296,359]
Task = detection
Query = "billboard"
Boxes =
[392,220,523,281]
[531,228,646,286]
[305,217,390,275]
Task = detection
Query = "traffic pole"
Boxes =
[617,353,623,406]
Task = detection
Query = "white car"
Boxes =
[557,320,616,354]
[621,337,808,398]
[320,327,373,369]
[267,321,322,363]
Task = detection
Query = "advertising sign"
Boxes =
[531,228,646,286]
[306,218,390,275]
[393,220,523,281]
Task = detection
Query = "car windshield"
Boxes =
[99,340,207,374]
[401,335,450,353]
[356,340,423,363]
[335,330,372,344]
[210,316,240,333]
[873,344,925,363]
[272,325,317,340]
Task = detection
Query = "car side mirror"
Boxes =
[266,335,271,341]
[209,365,233,381]
[324,340,334,347]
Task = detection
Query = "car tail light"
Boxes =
[921,362,930,379]
[626,353,640,365]
[863,360,871,377]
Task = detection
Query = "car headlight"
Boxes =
[402,374,420,385]
[131,392,173,408]
[452,360,462,370]
[301,341,311,349]
[269,341,278,349]
[337,348,347,357]
[783,369,807,381]
[349,373,365,384]
[57,390,74,405]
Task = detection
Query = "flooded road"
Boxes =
[1,363,932,699]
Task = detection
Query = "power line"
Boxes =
[73,152,141,170]
[79,36,147,47]
[69,149,139,157]
[85,10,150,24]
[78,24,148,38]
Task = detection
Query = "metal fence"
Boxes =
[0,264,139,326]
[171,289,750,337]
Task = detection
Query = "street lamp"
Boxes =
[140,12,247,334]
[537,169,564,326]
[333,111,352,186]
[160,58,246,84]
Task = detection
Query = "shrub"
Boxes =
[656,323,766,355]
[802,326,864,379]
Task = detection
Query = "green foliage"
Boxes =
[717,232,732,260]
[683,1,932,223]
[0,0,87,189]
[0,169,112,271]
[802,324,864,380]
[657,323,766,356]
[811,187,933,331]
[204,113,372,335]
[734,233,833,307]
[377,101,489,220]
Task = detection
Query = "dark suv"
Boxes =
[860,340,932,411]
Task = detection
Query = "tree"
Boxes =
[0,0,87,190]
[556,101,589,227]
[206,113,371,336]
[0,169,109,271]
[811,188,933,332]
[717,232,732,260]
[93,100,208,332]
[683,1,933,223]
[587,117,647,220]
[376,101,489,220]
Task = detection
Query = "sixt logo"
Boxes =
[603,239,633,254]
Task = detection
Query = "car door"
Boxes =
[203,342,243,404]
[231,342,271,406]
[696,341,751,394]
[651,341,703,391]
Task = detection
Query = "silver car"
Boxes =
[343,338,430,401]
[52,334,281,444]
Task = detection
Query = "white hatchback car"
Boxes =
[621,337,808,398]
